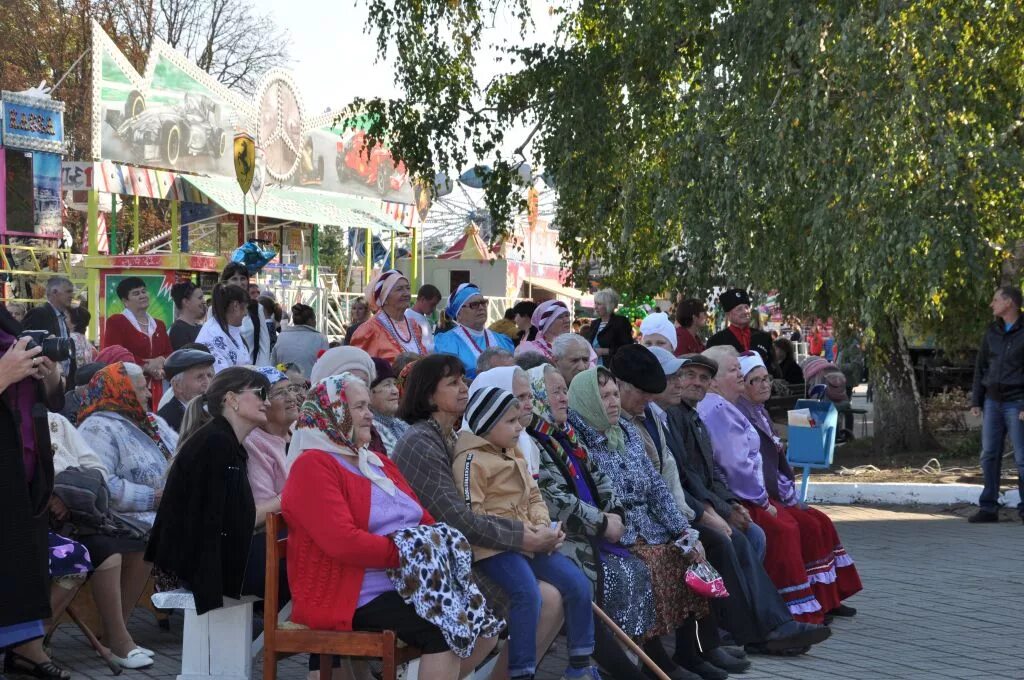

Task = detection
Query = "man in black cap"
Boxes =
[707,288,778,376]
[158,348,215,431]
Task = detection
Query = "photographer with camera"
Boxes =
[0,303,67,669]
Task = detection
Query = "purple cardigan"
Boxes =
[734,397,798,506]
[696,393,770,508]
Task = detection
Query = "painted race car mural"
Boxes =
[90,22,415,204]
[105,91,228,166]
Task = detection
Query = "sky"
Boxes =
[251,0,559,135]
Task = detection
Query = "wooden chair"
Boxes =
[262,512,422,680]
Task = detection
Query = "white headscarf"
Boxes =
[639,312,678,352]
[290,372,396,495]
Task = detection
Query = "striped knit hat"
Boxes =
[464,385,518,437]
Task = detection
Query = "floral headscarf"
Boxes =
[396,359,419,400]
[527,365,558,427]
[78,362,172,460]
[291,372,396,495]
[568,366,625,452]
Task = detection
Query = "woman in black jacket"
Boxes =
[585,288,634,368]
[145,367,271,614]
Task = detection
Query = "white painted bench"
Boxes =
[151,589,260,680]
[152,589,502,680]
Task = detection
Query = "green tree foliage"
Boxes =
[342,0,1024,449]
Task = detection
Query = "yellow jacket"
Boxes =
[452,431,551,560]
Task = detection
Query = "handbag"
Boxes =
[685,560,729,599]
[52,467,149,540]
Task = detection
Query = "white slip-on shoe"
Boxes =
[111,649,154,669]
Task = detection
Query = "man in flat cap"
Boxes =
[158,348,215,431]
[706,288,778,377]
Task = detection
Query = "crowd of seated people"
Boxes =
[1,270,863,680]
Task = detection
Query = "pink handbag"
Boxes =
[685,560,729,599]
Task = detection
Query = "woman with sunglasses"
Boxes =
[146,367,272,614]
[434,283,514,380]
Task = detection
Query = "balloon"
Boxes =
[230,240,277,274]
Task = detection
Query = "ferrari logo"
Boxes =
[234,132,256,195]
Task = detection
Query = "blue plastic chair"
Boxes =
[786,400,838,502]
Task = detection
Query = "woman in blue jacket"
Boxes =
[433,283,514,380]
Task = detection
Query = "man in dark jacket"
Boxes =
[21,276,77,380]
[666,354,766,557]
[706,288,777,377]
[969,285,1024,523]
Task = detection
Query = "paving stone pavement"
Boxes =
[33,506,1024,680]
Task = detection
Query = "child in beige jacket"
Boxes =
[453,386,600,680]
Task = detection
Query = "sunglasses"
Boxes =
[464,299,488,310]
[238,386,269,401]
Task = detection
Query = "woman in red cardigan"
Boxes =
[282,372,497,680]
[102,277,172,410]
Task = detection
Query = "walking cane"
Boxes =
[591,603,671,680]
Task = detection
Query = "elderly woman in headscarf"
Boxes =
[639,312,678,355]
[283,372,499,679]
[349,269,427,362]
[734,351,862,619]
[515,300,571,361]
[567,366,725,680]
[77,362,178,531]
[48,412,154,669]
[434,283,514,379]
[523,364,653,680]
[367,357,408,457]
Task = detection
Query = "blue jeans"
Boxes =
[743,521,767,561]
[980,398,1024,513]
[477,550,595,677]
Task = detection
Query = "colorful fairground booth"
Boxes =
[399,210,591,322]
[0,86,77,305]
[72,21,419,342]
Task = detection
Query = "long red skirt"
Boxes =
[776,503,863,610]
[744,501,824,624]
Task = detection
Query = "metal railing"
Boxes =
[0,244,88,304]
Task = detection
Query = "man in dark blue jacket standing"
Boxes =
[970,285,1024,523]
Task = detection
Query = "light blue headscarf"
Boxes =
[447,283,482,320]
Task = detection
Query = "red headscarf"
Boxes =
[78,362,171,460]
[96,344,134,365]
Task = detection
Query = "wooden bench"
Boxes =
[262,512,422,680]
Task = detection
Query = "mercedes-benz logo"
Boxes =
[258,76,303,181]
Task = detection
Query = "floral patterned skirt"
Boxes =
[49,532,92,584]
[599,551,656,638]
[630,541,709,640]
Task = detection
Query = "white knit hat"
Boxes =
[639,312,677,352]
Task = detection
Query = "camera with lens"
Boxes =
[18,330,73,362]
